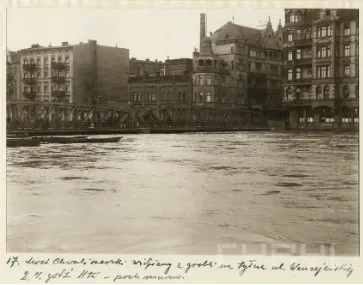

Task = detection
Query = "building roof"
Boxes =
[211,21,281,50]
[211,22,262,44]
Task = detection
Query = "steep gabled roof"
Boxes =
[210,22,262,44]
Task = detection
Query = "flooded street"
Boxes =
[6,132,359,255]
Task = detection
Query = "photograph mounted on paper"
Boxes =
[5,7,359,256]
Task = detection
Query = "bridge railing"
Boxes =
[7,120,268,131]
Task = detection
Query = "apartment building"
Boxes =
[18,40,129,106]
[282,9,359,130]
[6,49,21,101]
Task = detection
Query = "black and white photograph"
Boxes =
[4,3,359,262]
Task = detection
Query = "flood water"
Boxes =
[6,132,359,255]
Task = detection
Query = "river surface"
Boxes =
[6,132,359,255]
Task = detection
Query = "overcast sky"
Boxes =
[7,8,284,60]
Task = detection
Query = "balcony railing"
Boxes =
[195,66,219,73]
[22,63,39,70]
[23,91,36,97]
[22,78,37,84]
[52,90,66,97]
[295,58,312,65]
[51,76,66,83]
[283,78,312,85]
[293,38,312,46]
[51,62,67,69]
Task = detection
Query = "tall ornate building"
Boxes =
[282,9,359,130]
[192,13,284,119]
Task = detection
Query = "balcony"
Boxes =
[23,91,36,98]
[23,63,38,70]
[51,76,66,83]
[195,66,219,73]
[22,78,37,85]
[295,58,312,66]
[51,62,67,69]
[283,78,312,85]
[52,90,66,97]
[293,38,312,47]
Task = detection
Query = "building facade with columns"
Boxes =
[282,9,359,130]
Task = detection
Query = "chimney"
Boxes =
[62,41,68,46]
[200,13,206,49]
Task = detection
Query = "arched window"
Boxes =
[316,86,322,99]
[324,86,330,99]
[343,85,350,98]
[288,12,294,23]
[286,87,292,99]
[305,29,312,39]
[198,59,204,66]
[355,84,359,98]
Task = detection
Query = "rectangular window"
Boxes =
[318,46,331,58]
[344,44,351,56]
[271,65,278,75]
[231,61,234,70]
[44,57,48,65]
[206,76,212,85]
[256,63,262,72]
[44,85,48,93]
[199,75,204,85]
[318,25,331,37]
[37,85,41,93]
[296,29,302,40]
[344,23,351,36]
[36,58,41,65]
[288,69,293,80]
[296,49,302,59]
[296,68,301,79]
[206,92,211,102]
[288,30,293,41]
[152,93,156,101]
[66,71,70,78]
[316,66,331,78]
[44,71,48,78]
[65,56,70,63]
[288,50,293,61]
[231,47,234,54]
[37,72,41,78]
[344,65,350,77]
[250,50,257,57]
[66,85,70,92]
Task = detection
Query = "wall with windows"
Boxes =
[20,46,74,103]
